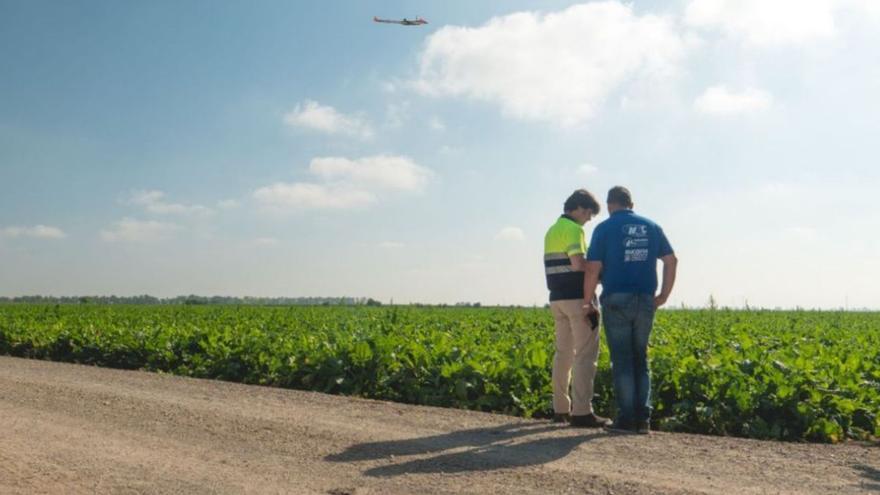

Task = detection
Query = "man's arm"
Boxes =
[583,260,602,311]
[569,254,587,272]
[654,254,678,308]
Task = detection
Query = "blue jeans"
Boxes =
[600,292,656,425]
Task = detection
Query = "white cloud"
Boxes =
[850,0,880,18]
[217,199,240,210]
[254,155,433,211]
[283,100,374,139]
[309,156,432,193]
[99,218,180,243]
[129,190,213,216]
[576,163,599,176]
[439,145,461,155]
[413,2,688,127]
[684,0,841,46]
[694,86,772,115]
[428,117,446,132]
[0,225,66,239]
[495,226,525,241]
[253,183,376,210]
[385,102,410,129]
[130,190,164,205]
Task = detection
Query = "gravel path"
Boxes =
[0,356,877,494]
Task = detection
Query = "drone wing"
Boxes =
[373,17,403,24]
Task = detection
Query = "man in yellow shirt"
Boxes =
[543,189,611,428]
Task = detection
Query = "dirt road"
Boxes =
[0,356,877,494]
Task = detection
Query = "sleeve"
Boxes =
[656,225,673,258]
[586,226,605,261]
[564,227,586,256]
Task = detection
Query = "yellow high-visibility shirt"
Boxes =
[543,214,586,301]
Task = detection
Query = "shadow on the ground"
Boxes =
[326,421,603,475]
[854,464,880,492]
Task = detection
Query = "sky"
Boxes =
[1,0,879,309]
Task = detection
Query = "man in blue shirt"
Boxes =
[584,186,678,434]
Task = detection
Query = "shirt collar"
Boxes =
[611,209,634,216]
[560,214,578,223]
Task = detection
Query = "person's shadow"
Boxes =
[854,463,880,492]
[326,421,603,476]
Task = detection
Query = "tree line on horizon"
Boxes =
[0,295,385,306]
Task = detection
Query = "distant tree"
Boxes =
[3,294,379,306]
[708,294,718,311]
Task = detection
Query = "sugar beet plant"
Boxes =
[0,304,877,443]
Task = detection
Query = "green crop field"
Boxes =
[0,304,877,443]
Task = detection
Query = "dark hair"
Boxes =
[563,189,601,214]
[607,186,633,208]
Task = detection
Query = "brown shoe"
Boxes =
[552,413,570,424]
[570,413,612,428]
[604,420,637,434]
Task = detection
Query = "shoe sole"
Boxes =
[569,415,612,428]
[604,426,637,434]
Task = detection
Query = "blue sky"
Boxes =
[1,0,879,308]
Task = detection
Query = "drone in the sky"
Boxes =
[373,16,428,26]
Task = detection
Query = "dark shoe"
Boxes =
[552,413,570,424]
[604,420,637,433]
[636,420,651,435]
[570,413,612,428]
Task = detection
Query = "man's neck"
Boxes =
[561,213,582,224]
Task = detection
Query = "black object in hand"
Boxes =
[588,311,599,330]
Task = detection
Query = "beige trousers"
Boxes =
[550,299,600,416]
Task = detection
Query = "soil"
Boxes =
[1,356,878,494]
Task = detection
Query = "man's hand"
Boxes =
[583,302,600,330]
[654,293,669,309]
[583,260,602,310]
[656,254,677,309]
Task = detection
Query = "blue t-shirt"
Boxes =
[586,210,673,295]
